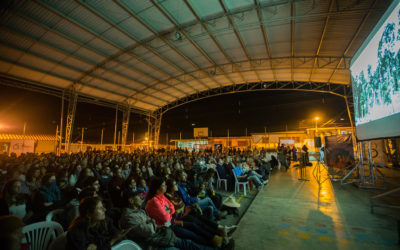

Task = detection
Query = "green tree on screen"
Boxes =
[353,10,400,122]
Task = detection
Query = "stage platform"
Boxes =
[232,162,400,250]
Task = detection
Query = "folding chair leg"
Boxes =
[244,184,247,196]
[224,181,227,191]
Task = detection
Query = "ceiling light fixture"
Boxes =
[175,31,182,40]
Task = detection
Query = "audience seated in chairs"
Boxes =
[121,192,233,249]
[0,148,279,250]
[66,196,131,250]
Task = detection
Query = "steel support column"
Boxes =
[64,87,77,153]
[146,112,162,149]
[343,86,354,129]
[58,90,65,155]
[152,112,162,148]
[121,104,131,151]
[343,85,357,154]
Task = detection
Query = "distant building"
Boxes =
[0,133,57,155]
[172,127,353,152]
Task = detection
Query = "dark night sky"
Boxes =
[0,84,350,144]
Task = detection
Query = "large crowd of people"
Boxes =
[0,145,298,250]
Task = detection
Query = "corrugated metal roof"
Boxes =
[0,134,57,141]
[0,0,392,112]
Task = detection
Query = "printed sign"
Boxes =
[10,139,35,156]
[194,128,208,137]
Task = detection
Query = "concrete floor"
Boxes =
[232,162,400,250]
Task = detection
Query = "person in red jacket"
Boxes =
[145,177,175,226]
[145,177,226,247]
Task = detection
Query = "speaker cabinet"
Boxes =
[314,136,322,148]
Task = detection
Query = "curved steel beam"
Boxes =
[0,74,152,115]
[156,81,350,115]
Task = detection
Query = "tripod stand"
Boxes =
[298,152,310,181]
[313,159,330,185]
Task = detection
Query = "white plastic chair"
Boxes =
[233,171,249,196]
[112,240,142,250]
[46,209,64,222]
[216,169,228,191]
[22,221,64,250]
[48,231,67,250]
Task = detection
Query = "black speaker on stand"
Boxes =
[314,136,322,148]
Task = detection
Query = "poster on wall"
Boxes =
[10,139,35,156]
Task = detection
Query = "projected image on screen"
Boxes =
[350,1,400,140]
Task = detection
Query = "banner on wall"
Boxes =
[279,139,295,145]
[325,134,355,169]
[10,139,35,156]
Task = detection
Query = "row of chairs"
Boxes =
[216,170,251,196]
[21,210,142,250]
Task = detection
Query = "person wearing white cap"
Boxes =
[222,196,240,208]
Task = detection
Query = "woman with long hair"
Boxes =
[0,179,33,223]
[67,196,131,250]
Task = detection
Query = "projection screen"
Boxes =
[350,0,400,141]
